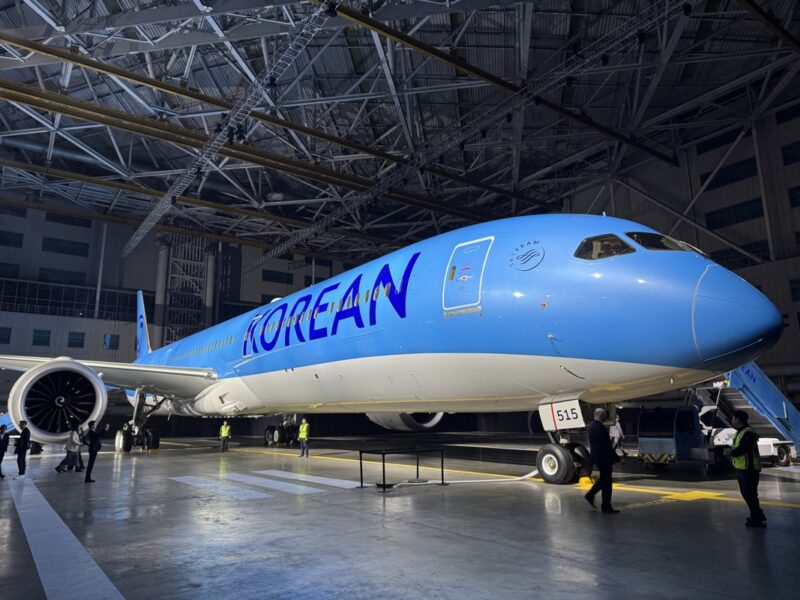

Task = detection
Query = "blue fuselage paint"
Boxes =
[133,214,782,381]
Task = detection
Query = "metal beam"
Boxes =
[737,0,800,55]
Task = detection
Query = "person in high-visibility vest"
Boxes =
[219,421,232,453]
[298,418,310,457]
[730,410,766,528]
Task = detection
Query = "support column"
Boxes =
[93,223,107,319]
[153,239,169,347]
[204,248,217,328]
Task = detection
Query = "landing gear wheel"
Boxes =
[776,445,791,467]
[565,442,592,480]
[273,426,286,445]
[145,429,160,450]
[536,444,576,484]
[264,426,276,447]
[115,429,133,453]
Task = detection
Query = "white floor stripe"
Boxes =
[170,476,271,500]
[222,472,324,495]
[254,469,361,489]
[9,479,124,600]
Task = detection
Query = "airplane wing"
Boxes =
[0,355,217,397]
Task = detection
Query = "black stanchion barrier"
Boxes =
[358,447,447,491]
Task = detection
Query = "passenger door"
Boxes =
[442,236,494,311]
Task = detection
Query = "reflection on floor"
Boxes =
[1,438,799,600]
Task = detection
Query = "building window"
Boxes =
[709,240,769,271]
[789,186,800,208]
[42,237,90,257]
[39,268,86,286]
[0,230,23,248]
[705,198,764,230]
[0,326,10,344]
[783,141,800,166]
[262,269,293,285]
[777,103,800,125]
[791,280,800,302]
[45,213,92,228]
[699,157,757,191]
[304,275,328,287]
[696,129,749,156]
[32,329,51,346]
[0,262,19,278]
[103,333,120,350]
[0,205,26,218]
[67,331,85,348]
[305,257,333,269]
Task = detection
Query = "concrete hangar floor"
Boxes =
[1,436,798,600]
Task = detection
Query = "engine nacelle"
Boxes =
[7,358,107,445]
[366,412,444,432]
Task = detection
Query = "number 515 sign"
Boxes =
[538,399,586,432]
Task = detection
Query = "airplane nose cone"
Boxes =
[692,265,782,371]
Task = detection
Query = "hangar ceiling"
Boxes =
[0,0,798,266]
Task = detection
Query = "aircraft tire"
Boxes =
[565,443,592,479]
[776,445,791,467]
[274,427,286,445]
[536,444,575,484]
[264,426,276,446]
[116,429,133,453]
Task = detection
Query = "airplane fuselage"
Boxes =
[132,214,782,417]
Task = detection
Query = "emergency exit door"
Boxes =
[442,236,494,311]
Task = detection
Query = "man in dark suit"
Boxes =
[585,408,620,513]
[84,421,109,483]
[0,424,9,479]
[15,420,30,477]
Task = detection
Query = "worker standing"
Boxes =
[0,424,9,479]
[730,410,766,528]
[298,418,310,457]
[15,420,30,478]
[219,421,231,453]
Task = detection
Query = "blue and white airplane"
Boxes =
[0,214,782,481]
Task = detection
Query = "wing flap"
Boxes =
[0,355,217,397]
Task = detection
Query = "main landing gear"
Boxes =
[536,434,592,485]
[115,388,164,453]
[263,416,301,448]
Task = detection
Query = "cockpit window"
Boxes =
[574,234,635,260]
[625,232,687,251]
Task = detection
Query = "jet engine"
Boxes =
[7,358,107,444]
[366,412,444,432]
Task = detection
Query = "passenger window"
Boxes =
[337,300,342,312]
[373,287,380,301]
[354,294,359,307]
[364,290,370,303]
[574,234,635,260]
[384,283,392,297]
[448,266,456,281]
[345,297,352,310]
[625,232,687,251]
[328,303,334,314]
[314,308,319,319]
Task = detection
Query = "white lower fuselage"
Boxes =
[159,353,717,417]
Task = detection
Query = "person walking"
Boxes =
[55,425,81,473]
[609,415,627,457]
[15,420,30,478]
[83,421,108,483]
[219,421,231,453]
[730,410,766,528]
[298,418,310,457]
[584,408,620,513]
[0,424,9,479]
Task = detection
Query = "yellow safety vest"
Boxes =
[732,426,761,471]
[220,424,231,438]
[299,422,309,440]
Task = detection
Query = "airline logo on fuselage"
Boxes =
[242,252,421,357]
